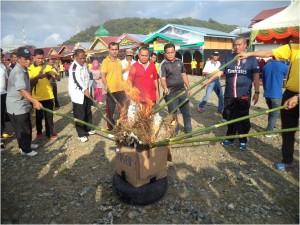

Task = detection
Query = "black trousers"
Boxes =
[106,91,126,130]
[51,82,60,108]
[223,96,251,143]
[281,90,299,164]
[73,96,93,137]
[36,99,54,137]
[1,93,6,135]
[8,112,32,153]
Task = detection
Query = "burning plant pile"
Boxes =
[112,82,176,151]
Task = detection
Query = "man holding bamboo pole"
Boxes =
[237,43,299,170]
[68,49,94,143]
[203,37,260,150]
[160,43,192,134]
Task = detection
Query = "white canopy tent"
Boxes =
[250,1,299,45]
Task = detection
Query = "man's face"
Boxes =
[11,54,18,63]
[164,47,175,61]
[150,54,157,63]
[108,45,119,58]
[48,59,54,66]
[34,54,44,66]
[75,52,86,66]
[138,49,149,64]
[18,57,31,69]
[233,39,247,54]
[212,55,219,61]
[125,55,133,61]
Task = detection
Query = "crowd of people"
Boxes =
[0,37,298,171]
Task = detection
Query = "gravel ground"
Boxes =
[1,75,299,224]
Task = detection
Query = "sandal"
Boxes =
[275,162,295,170]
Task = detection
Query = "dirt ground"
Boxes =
[1,75,299,224]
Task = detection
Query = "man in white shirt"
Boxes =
[121,49,136,80]
[198,51,224,114]
[68,49,95,142]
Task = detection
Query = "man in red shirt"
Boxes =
[127,47,159,104]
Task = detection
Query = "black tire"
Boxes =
[112,173,168,205]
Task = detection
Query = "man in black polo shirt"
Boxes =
[160,43,192,134]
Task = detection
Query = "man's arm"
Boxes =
[202,70,223,87]
[252,72,260,105]
[19,89,42,110]
[154,79,159,100]
[101,72,109,92]
[182,72,191,95]
[237,50,274,59]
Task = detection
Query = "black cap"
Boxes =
[17,47,32,59]
[212,51,219,56]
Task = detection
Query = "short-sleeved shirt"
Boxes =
[202,60,221,75]
[6,63,32,115]
[28,64,55,101]
[0,62,8,94]
[273,44,299,93]
[128,61,158,102]
[101,56,124,93]
[262,60,288,99]
[220,53,260,98]
[121,58,136,80]
[160,58,186,94]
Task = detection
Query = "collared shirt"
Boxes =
[6,63,32,115]
[101,56,124,93]
[68,60,90,104]
[160,58,186,94]
[28,64,55,101]
[220,53,260,98]
[202,60,221,74]
[0,62,8,94]
[273,44,299,93]
[128,60,158,101]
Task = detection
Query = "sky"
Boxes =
[0,0,291,52]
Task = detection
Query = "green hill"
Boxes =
[62,17,238,45]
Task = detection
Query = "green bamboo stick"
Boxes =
[41,107,111,134]
[152,57,237,114]
[108,90,121,107]
[170,85,205,114]
[90,97,114,127]
[153,105,288,147]
[152,127,299,147]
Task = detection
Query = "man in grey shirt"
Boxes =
[6,47,42,156]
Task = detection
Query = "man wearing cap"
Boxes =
[198,51,224,114]
[203,37,260,151]
[121,48,136,80]
[6,47,42,156]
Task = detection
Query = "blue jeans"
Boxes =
[165,91,192,133]
[198,79,224,113]
[265,97,281,131]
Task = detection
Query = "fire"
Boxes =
[123,80,154,117]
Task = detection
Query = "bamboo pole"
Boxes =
[41,107,111,134]
[90,97,114,127]
[152,127,299,147]
[153,105,288,147]
[152,57,237,114]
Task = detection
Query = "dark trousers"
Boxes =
[51,82,60,108]
[73,96,93,137]
[1,94,6,135]
[36,99,54,137]
[59,71,64,78]
[223,96,251,143]
[106,91,126,130]
[8,112,32,153]
[280,90,299,164]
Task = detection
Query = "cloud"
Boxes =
[1,34,24,51]
[43,33,64,47]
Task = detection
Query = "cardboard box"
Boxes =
[115,146,171,187]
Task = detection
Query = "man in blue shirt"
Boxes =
[203,37,260,150]
[262,59,288,137]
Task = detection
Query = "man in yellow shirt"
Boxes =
[28,49,59,140]
[237,43,299,170]
[101,42,126,132]
[191,59,197,76]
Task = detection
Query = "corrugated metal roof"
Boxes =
[158,24,236,38]
[126,34,150,43]
[250,7,286,22]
